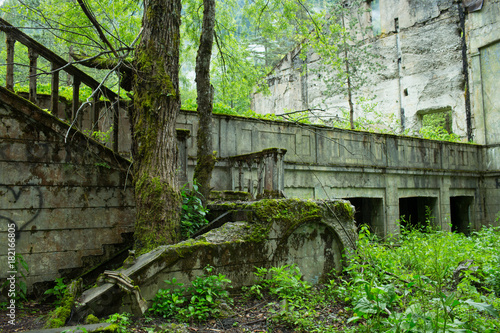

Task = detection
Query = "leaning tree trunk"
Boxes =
[193,0,216,206]
[130,0,182,252]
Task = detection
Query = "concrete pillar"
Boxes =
[440,176,452,231]
[384,174,400,237]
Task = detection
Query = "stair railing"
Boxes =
[0,18,122,152]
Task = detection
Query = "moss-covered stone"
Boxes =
[210,190,252,201]
[44,279,82,328]
[206,199,323,243]
[94,323,120,332]
[85,313,100,324]
[247,199,322,239]
[330,201,354,221]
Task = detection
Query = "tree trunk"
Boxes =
[341,11,355,130]
[131,0,182,252]
[345,50,354,130]
[193,0,216,206]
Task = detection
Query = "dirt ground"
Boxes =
[0,294,348,332]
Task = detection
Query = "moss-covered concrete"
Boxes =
[44,279,82,328]
[73,198,357,321]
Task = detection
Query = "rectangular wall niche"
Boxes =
[417,107,453,134]
[399,197,438,231]
[348,198,384,236]
[450,196,473,235]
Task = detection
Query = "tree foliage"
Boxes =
[298,0,381,129]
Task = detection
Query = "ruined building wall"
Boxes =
[251,0,476,140]
[0,87,135,293]
[177,110,500,238]
[466,0,500,145]
[1,86,499,291]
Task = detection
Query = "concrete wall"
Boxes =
[178,110,499,236]
[252,0,500,144]
[0,87,135,294]
[466,0,500,145]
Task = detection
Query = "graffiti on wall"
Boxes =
[0,185,43,238]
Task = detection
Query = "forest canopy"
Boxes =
[0,0,336,113]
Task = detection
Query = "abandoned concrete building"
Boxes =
[1,0,500,294]
[251,0,500,145]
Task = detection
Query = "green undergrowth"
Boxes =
[147,225,500,332]
[38,225,500,332]
[149,265,232,322]
[336,225,500,332]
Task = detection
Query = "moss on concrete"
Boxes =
[95,323,120,332]
[330,201,354,221]
[44,279,81,328]
[85,314,100,324]
[242,199,322,242]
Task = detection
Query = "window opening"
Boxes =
[450,196,473,235]
[371,0,381,36]
[347,197,384,236]
[399,197,438,232]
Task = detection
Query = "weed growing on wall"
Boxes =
[83,126,114,145]
[1,254,29,302]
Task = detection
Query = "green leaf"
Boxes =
[354,297,378,315]
[463,299,499,317]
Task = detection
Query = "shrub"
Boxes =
[180,180,209,239]
[150,265,232,322]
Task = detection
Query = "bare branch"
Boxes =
[65,61,122,143]
[76,0,119,57]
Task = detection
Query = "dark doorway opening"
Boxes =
[347,198,384,236]
[399,197,437,231]
[450,196,473,235]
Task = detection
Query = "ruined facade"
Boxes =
[3,86,500,292]
[0,87,135,294]
[1,3,500,293]
[251,0,500,145]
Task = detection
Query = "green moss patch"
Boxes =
[44,279,82,328]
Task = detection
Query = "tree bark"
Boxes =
[131,0,182,251]
[341,11,355,130]
[193,0,216,206]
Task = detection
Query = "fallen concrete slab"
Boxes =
[21,323,111,333]
[71,199,357,322]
